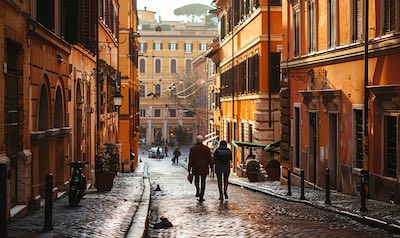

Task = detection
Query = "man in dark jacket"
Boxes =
[213,140,232,201]
[188,135,212,202]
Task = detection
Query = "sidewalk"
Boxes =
[179,159,400,234]
[7,161,150,238]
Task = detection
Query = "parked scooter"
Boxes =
[68,161,88,206]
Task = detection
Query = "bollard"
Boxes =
[360,172,368,212]
[0,164,7,238]
[121,160,125,173]
[42,173,54,231]
[286,168,292,196]
[300,169,305,200]
[325,168,331,204]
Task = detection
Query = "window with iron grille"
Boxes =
[354,109,364,168]
[383,0,399,34]
[352,0,364,42]
[384,116,398,178]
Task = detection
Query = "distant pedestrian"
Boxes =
[164,144,169,157]
[213,140,232,201]
[156,147,161,161]
[188,135,212,202]
[173,146,181,165]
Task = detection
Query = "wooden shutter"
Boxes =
[270,53,281,93]
[64,0,78,43]
[384,0,398,32]
[160,43,163,50]
[356,0,363,40]
[254,54,259,92]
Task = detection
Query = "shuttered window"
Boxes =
[383,0,399,33]
[307,0,317,53]
[293,6,301,57]
[37,0,54,31]
[270,52,281,93]
[328,0,337,48]
[352,0,364,42]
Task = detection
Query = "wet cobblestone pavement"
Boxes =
[147,153,396,238]
[8,172,145,238]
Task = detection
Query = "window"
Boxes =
[153,42,162,50]
[199,43,207,51]
[170,59,177,73]
[294,106,301,168]
[328,0,337,48]
[270,52,281,93]
[154,109,161,117]
[293,4,301,57]
[383,0,399,34]
[139,59,146,73]
[169,43,177,50]
[307,0,317,53]
[155,84,161,97]
[155,59,161,73]
[220,15,226,40]
[184,43,193,53]
[139,85,145,97]
[169,109,176,117]
[354,109,364,168]
[37,0,54,31]
[384,116,398,178]
[351,0,364,42]
[140,109,146,117]
[139,42,147,53]
[185,59,192,72]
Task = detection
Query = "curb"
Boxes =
[229,179,400,235]
[125,164,151,238]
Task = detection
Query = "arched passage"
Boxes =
[54,86,66,186]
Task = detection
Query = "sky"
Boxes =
[137,0,213,21]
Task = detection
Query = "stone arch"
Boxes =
[38,79,50,131]
[54,86,64,128]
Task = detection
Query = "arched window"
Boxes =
[185,59,192,72]
[170,59,177,73]
[155,59,161,73]
[139,59,146,73]
[155,84,161,97]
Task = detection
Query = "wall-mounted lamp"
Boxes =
[113,95,123,107]
[57,54,64,63]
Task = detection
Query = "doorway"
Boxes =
[308,112,317,184]
[328,113,338,189]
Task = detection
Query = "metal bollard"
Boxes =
[0,164,7,238]
[325,168,331,204]
[42,173,54,231]
[286,168,292,196]
[360,172,368,212]
[121,160,125,173]
[300,169,305,200]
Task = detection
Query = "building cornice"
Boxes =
[282,34,400,70]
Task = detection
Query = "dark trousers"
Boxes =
[194,175,206,199]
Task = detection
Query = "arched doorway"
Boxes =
[38,84,50,195]
[54,86,65,186]
[75,82,83,161]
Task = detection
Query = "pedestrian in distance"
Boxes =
[156,147,161,161]
[188,135,212,202]
[173,145,181,165]
[164,144,169,157]
[213,140,232,201]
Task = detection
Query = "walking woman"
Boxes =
[213,140,232,201]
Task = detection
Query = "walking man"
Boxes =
[173,146,181,165]
[188,135,212,202]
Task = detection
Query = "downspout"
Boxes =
[363,0,369,171]
[268,1,272,128]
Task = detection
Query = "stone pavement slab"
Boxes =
[7,162,149,238]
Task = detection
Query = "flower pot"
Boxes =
[96,173,115,192]
[266,168,280,181]
[246,170,260,182]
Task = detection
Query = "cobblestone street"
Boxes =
[147,150,394,238]
[7,172,145,238]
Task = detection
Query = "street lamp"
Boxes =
[113,94,123,107]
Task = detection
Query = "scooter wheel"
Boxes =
[68,190,81,207]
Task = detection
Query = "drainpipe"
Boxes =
[95,19,100,183]
[363,0,369,169]
[268,0,272,128]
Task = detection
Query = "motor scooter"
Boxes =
[68,161,88,206]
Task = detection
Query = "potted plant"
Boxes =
[245,155,261,182]
[265,159,281,181]
[95,144,117,192]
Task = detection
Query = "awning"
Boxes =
[232,140,281,153]
[203,135,219,145]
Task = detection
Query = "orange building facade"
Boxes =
[282,0,400,203]
[208,0,283,176]
[119,1,140,171]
